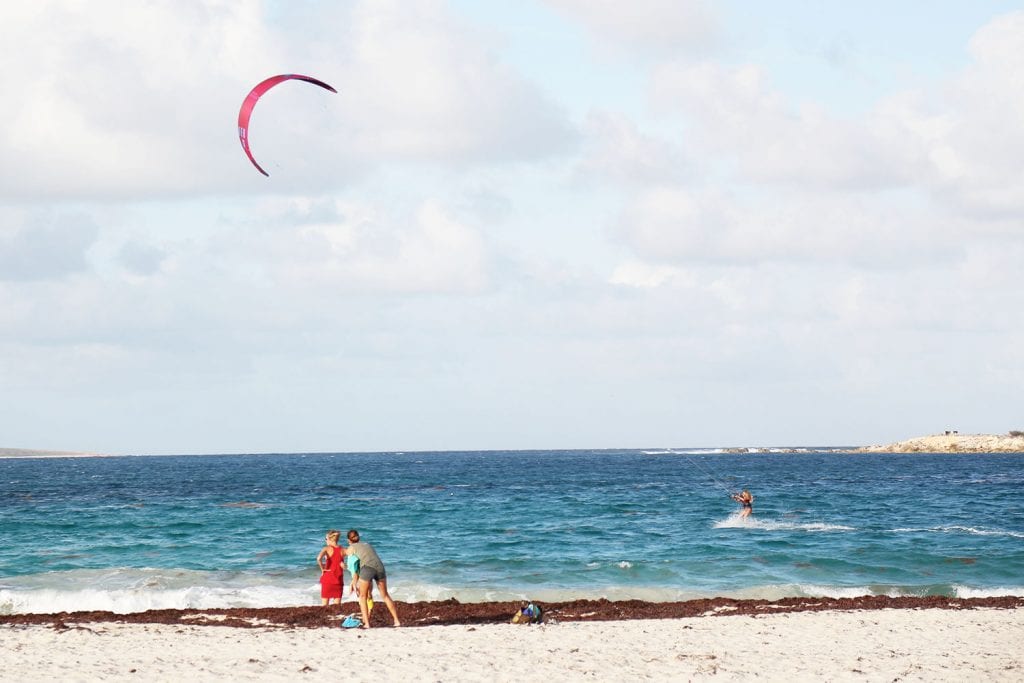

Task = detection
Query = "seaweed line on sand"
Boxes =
[2,595,1022,630]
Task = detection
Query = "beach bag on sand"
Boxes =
[341,614,362,629]
[511,602,543,624]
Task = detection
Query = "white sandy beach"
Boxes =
[2,608,1021,682]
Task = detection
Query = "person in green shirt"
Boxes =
[344,529,401,628]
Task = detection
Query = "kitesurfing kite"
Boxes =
[237,74,337,177]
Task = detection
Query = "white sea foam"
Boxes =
[0,584,316,615]
[396,583,973,604]
[0,569,496,615]
[0,571,745,613]
[393,582,712,604]
[787,584,878,599]
[890,525,1024,539]
[953,585,1024,599]
[713,513,854,532]
[0,568,314,615]
[5,572,1016,614]
[641,449,726,456]
[720,584,957,601]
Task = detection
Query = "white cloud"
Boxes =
[0,0,576,200]
[2,4,1023,453]
[650,61,916,190]
[338,0,576,164]
[0,192,490,365]
[0,210,98,280]
[612,185,967,268]
[115,240,168,277]
[645,12,1024,217]
[574,111,687,186]
[269,197,490,294]
[604,11,1024,277]
[0,1,278,198]
[544,0,717,56]
[918,11,1024,216]
[609,259,694,289]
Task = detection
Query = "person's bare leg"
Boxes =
[376,578,401,626]
[357,578,371,627]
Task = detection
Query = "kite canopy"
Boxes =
[237,74,337,177]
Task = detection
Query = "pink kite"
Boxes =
[237,74,337,177]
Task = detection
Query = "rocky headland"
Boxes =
[859,432,1024,453]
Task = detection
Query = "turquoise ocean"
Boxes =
[2,449,1022,614]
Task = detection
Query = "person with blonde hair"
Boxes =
[316,529,344,606]
[732,490,754,519]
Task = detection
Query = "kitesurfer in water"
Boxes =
[732,489,754,518]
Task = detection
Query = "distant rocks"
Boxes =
[859,433,1024,453]
[0,447,100,458]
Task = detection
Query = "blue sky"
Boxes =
[2,1,1022,454]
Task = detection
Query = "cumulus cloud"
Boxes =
[918,11,1024,216]
[0,192,492,365]
[3,5,1023,452]
[613,185,967,268]
[645,12,1024,216]
[0,1,278,198]
[544,0,718,56]
[117,240,168,276]
[602,11,1024,277]
[0,211,98,281]
[268,197,490,294]
[573,111,688,186]
[0,0,576,200]
[337,0,577,165]
[650,61,917,190]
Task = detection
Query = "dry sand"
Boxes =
[3,607,1022,682]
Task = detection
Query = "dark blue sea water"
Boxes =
[2,449,1022,614]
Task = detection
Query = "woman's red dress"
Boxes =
[320,547,344,599]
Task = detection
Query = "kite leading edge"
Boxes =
[237,74,337,177]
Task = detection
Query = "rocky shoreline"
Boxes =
[859,433,1024,453]
[2,595,1021,630]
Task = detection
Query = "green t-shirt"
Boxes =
[348,541,385,574]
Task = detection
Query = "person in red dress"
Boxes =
[317,529,344,606]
